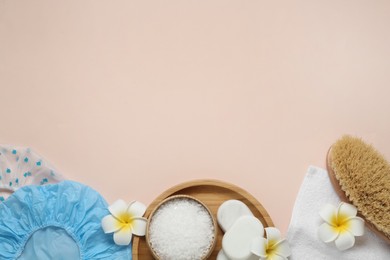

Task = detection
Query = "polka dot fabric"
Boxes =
[0,145,64,202]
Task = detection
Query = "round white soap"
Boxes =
[222,215,264,260]
[217,199,253,232]
[217,250,230,260]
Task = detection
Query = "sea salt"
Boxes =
[148,197,215,260]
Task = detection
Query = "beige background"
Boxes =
[1,0,390,234]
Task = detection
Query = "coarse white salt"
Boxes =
[148,197,215,260]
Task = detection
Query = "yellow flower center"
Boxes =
[331,213,350,233]
[116,212,134,230]
[266,247,275,256]
[265,239,278,257]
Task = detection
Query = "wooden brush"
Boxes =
[327,135,390,243]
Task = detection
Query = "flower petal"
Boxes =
[101,215,121,234]
[250,236,267,257]
[109,200,128,218]
[335,231,355,251]
[269,255,287,260]
[346,217,365,236]
[265,227,282,244]
[338,203,357,223]
[319,204,337,224]
[127,201,146,217]
[131,217,147,236]
[318,223,339,243]
[272,239,291,257]
[113,228,133,246]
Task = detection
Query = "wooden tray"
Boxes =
[132,179,274,259]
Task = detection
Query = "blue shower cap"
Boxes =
[0,181,132,259]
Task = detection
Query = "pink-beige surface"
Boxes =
[1,1,390,234]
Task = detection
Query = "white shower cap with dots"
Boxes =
[0,145,64,202]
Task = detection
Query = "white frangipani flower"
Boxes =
[318,202,365,251]
[102,200,147,246]
[251,227,291,260]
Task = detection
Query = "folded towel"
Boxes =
[287,166,390,259]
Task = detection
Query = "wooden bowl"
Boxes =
[146,194,218,260]
[133,179,273,259]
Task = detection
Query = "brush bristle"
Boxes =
[330,135,390,239]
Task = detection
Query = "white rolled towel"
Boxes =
[287,166,390,259]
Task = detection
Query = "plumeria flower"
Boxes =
[318,202,365,251]
[102,200,147,246]
[251,227,292,260]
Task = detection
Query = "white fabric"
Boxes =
[0,145,64,202]
[287,166,390,259]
